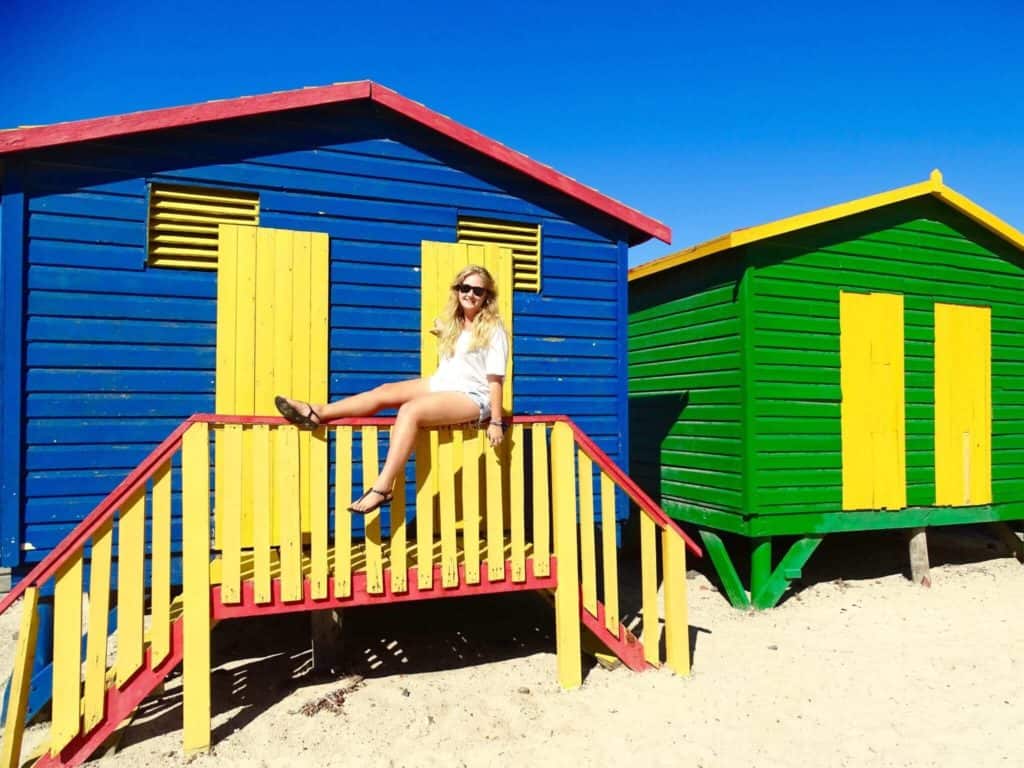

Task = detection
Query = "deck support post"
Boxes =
[908,527,931,586]
[751,536,822,609]
[991,522,1024,563]
[311,609,345,675]
[698,530,750,609]
[750,537,772,605]
[182,423,211,755]
[551,423,581,690]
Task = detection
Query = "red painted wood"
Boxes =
[372,85,671,245]
[35,620,185,768]
[578,597,650,673]
[0,419,194,614]
[212,559,559,619]
[0,82,669,245]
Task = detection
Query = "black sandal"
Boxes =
[275,395,321,429]
[348,488,393,515]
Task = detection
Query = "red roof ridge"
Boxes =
[0,80,669,245]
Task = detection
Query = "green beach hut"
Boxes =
[628,171,1024,608]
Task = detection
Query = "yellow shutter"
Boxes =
[215,224,329,546]
[148,184,259,269]
[840,291,907,510]
[420,241,514,412]
[457,217,541,293]
[934,303,992,506]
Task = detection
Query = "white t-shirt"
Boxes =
[430,327,508,400]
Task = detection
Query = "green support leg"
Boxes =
[751,536,824,609]
[750,537,772,606]
[698,530,751,609]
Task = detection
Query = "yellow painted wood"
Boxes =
[550,422,581,689]
[462,429,482,585]
[662,532,690,675]
[271,227,292,540]
[148,185,258,268]
[457,216,542,292]
[277,426,303,602]
[310,427,330,599]
[52,551,84,752]
[419,241,514,411]
[630,171,1024,281]
[509,424,526,582]
[182,421,212,754]
[252,227,276,415]
[116,489,145,686]
[390,468,408,594]
[438,429,458,587]
[150,462,172,668]
[530,423,550,578]
[935,303,992,506]
[252,425,273,604]
[599,472,619,635]
[220,424,243,604]
[1,587,39,768]
[362,426,384,594]
[83,519,113,731]
[640,514,660,667]
[485,436,505,582]
[334,427,354,598]
[415,431,435,589]
[235,226,258,544]
[840,291,907,510]
[577,449,597,618]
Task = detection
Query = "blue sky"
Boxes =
[2,0,1021,266]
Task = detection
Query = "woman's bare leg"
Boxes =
[279,378,430,423]
[350,392,480,512]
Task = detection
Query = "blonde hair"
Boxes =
[436,265,505,359]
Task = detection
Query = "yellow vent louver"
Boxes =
[147,184,259,269]
[457,217,541,292]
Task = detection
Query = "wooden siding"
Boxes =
[747,199,1024,521]
[16,104,629,566]
[628,253,745,518]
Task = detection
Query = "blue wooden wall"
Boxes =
[2,102,633,568]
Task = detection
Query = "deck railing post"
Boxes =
[551,422,582,689]
[182,422,211,754]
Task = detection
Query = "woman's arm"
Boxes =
[486,375,504,447]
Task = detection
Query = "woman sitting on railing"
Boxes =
[275,264,509,514]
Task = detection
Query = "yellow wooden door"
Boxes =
[934,303,992,506]
[215,224,330,545]
[839,290,907,510]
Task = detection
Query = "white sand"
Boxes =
[2,529,1022,768]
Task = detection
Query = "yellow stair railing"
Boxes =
[0,414,700,767]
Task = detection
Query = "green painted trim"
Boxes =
[750,537,772,602]
[747,504,1024,537]
[661,499,749,534]
[738,255,757,517]
[751,536,824,609]
[698,530,751,609]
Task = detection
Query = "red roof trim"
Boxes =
[0,81,669,244]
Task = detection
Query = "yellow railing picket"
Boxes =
[150,462,172,666]
[334,426,353,598]
[390,473,408,593]
[116,489,146,686]
[363,426,384,594]
[183,421,212,754]
[221,424,244,604]
[462,429,482,585]
[252,425,273,604]
[599,473,619,635]
[577,450,598,618]
[640,514,660,668]
[439,429,458,587]
[83,519,113,732]
[415,431,434,589]
[530,423,550,578]
[1,587,39,768]
[52,550,84,753]
[509,425,526,582]
[485,438,505,582]
[310,427,330,600]
[663,532,690,675]
[277,426,303,602]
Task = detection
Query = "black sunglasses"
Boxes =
[455,283,487,297]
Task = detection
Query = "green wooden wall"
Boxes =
[629,198,1024,538]
[628,252,745,527]
[746,198,1024,533]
